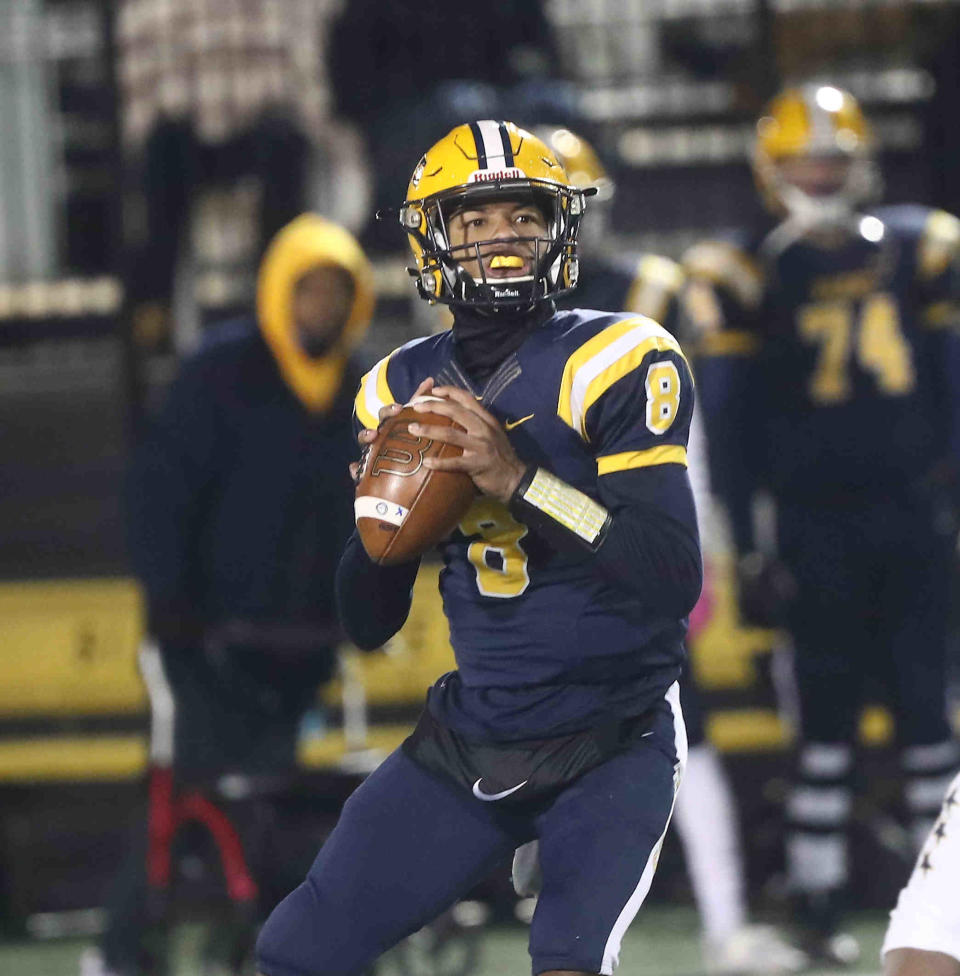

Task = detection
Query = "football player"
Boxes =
[507,125,806,975]
[684,85,960,964]
[255,121,701,976]
[882,771,960,976]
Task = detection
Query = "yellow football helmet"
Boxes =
[753,85,879,227]
[392,120,592,309]
[533,125,614,253]
[534,126,614,201]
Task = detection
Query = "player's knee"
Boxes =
[255,881,372,976]
[255,887,313,976]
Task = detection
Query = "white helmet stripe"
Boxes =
[802,85,841,153]
[477,119,510,169]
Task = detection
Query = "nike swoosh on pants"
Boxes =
[472,778,528,801]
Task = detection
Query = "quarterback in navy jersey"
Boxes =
[256,121,700,976]
[686,85,960,962]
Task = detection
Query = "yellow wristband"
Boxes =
[520,468,610,548]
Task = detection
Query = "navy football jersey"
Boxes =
[686,205,960,506]
[354,309,696,738]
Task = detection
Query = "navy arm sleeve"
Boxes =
[679,241,767,554]
[511,462,701,617]
[594,465,702,617]
[695,353,758,553]
[335,531,421,651]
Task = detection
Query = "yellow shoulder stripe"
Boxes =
[919,210,960,281]
[597,445,688,475]
[354,353,396,429]
[558,317,688,440]
[683,240,764,309]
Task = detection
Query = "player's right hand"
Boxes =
[735,551,797,628]
[349,377,435,483]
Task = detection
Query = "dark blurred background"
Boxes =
[1,0,959,968]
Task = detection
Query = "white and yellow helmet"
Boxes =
[392,120,592,309]
[753,85,879,227]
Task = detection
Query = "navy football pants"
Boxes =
[256,687,685,976]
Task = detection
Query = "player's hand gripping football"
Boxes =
[348,377,437,484]
[408,385,528,504]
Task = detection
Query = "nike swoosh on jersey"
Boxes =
[504,413,535,430]
[472,778,529,801]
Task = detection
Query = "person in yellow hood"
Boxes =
[86,215,375,976]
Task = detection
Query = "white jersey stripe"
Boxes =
[569,320,675,436]
[600,681,686,974]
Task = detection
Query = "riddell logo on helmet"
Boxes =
[469,168,525,183]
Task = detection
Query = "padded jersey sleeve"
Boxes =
[680,238,765,553]
[915,210,960,467]
[547,316,702,615]
[564,316,694,474]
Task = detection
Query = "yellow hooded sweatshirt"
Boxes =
[257,214,375,413]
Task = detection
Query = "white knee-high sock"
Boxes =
[901,739,960,853]
[786,742,852,893]
[672,743,747,940]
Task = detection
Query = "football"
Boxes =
[355,396,476,565]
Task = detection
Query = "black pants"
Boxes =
[778,494,955,747]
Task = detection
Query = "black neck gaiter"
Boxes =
[452,300,555,385]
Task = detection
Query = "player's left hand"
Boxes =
[408,385,527,503]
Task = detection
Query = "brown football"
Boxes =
[355,397,476,565]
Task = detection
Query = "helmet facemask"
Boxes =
[401,179,588,311]
[765,151,879,232]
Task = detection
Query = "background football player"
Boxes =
[255,120,701,976]
[685,84,960,964]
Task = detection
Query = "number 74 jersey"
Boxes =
[353,308,695,692]
[684,204,960,498]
